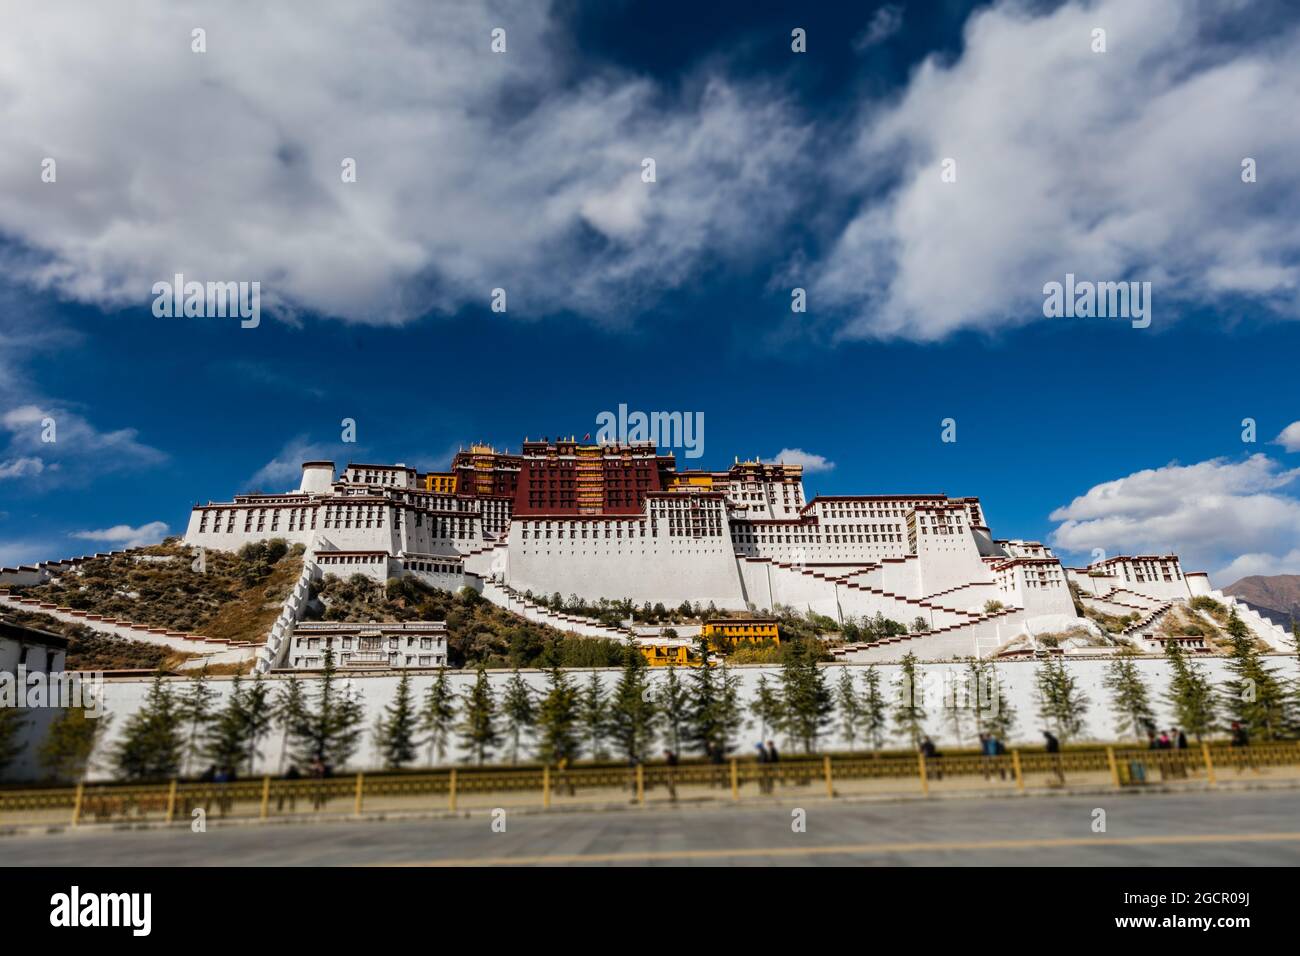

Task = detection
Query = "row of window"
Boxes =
[731,532,904,545]
[295,654,446,668]
[298,635,441,651]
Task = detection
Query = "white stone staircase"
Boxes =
[471,573,633,642]
[258,535,323,672]
[1204,589,1295,652]
[833,604,1030,663]
[0,548,140,587]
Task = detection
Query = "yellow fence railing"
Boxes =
[3,742,1299,827]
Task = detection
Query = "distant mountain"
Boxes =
[1223,575,1300,630]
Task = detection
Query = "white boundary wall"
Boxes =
[11,654,1295,782]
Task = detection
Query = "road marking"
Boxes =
[379,831,1300,866]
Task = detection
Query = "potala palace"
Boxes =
[173,437,1293,671]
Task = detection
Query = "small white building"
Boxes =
[287,621,448,671]
[1,619,68,674]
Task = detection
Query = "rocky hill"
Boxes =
[1223,574,1300,629]
[12,538,303,644]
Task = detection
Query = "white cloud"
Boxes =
[246,435,357,492]
[853,5,904,51]
[765,448,835,473]
[0,404,165,482]
[1214,549,1300,582]
[1048,454,1300,584]
[0,456,45,479]
[1273,421,1300,452]
[0,535,71,569]
[71,521,170,549]
[815,0,1300,340]
[0,1,808,327]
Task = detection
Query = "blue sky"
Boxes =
[2,0,1300,584]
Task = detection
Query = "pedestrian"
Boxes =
[663,749,678,802]
[1229,720,1254,773]
[1157,730,1171,750]
[993,735,1008,780]
[765,740,781,789]
[1043,731,1064,784]
[309,755,327,810]
[1170,727,1189,777]
[198,762,217,815]
[707,741,725,789]
[557,754,576,796]
[214,764,234,816]
[920,736,942,780]
[278,764,300,813]
[755,742,771,794]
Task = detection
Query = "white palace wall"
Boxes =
[504,521,748,609]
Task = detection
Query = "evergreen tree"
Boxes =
[176,667,216,777]
[1103,652,1156,742]
[1221,614,1290,740]
[375,672,419,769]
[241,674,274,776]
[536,666,581,765]
[38,705,106,782]
[779,640,833,753]
[751,674,785,744]
[715,664,748,756]
[579,671,609,760]
[458,666,500,765]
[1292,618,1300,738]
[861,665,889,750]
[421,667,457,765]
[963,659,989,741]
[1164,641,1216,742]
[981,664,1018,744]
[943,668,971,747]
[655,666,690,754]
[0,706,28,776]
[686,639,722,755]
[274,675,307,774]
[1034,657,1089,743]
[113,676,183,780]
[333,682,367,767]
[891,652,928,748]
[290,648,364,769]
[501,669,536,765]
[205,676,250,773]
[608,643,659,763]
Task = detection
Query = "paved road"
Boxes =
[4,789,1300,866]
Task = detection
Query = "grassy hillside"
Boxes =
[308,574,628,668]
[0,608,195,672]
[15,538,303,645]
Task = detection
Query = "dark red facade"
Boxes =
[512,439,676,515]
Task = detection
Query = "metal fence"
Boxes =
[3,742,1299,827]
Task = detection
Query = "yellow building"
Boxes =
[639,643,693,667]
[700,618,780,647]
[669,472,716,490]
[424,472,457,494]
